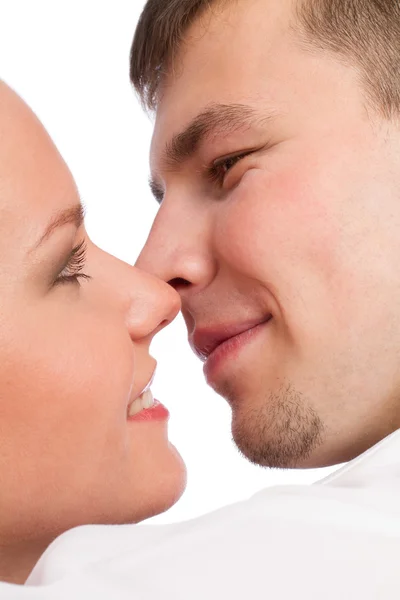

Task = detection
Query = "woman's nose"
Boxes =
[125,267,181,342]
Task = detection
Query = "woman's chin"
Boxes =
[119,442,187,525]
[142,443,187,521]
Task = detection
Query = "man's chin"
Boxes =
[229,383,325,469]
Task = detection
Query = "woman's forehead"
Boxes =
[0,81,77,243]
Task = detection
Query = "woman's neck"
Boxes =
[0,539,48,585]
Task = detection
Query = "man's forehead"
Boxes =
[178,0,294,50]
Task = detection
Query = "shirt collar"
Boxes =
[316,428,400,488]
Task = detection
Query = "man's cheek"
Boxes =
[217,167,339,280]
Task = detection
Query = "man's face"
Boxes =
[137,0,400,468]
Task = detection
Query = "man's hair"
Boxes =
[130,0,400,118]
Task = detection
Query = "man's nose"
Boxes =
[136,202,216,296]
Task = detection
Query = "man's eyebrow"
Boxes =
[164,103,269,166]
[149,102,275,203]
[30,203,86,252]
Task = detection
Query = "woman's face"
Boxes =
[0,83,186,544]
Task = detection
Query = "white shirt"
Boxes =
[2,429,400,599]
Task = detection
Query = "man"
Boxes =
[17,1,400,597]
[132,0,400,470]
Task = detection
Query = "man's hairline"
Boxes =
[144,0,390,123]
[144,0,309,113]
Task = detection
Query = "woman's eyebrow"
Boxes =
[29,203,85,253]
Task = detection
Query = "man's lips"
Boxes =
[190,316,272,362]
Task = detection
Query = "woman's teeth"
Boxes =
[128,389,155,417]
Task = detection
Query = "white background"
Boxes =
[0,1,336,524]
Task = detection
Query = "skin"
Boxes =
[0,81,186,584]
[136,0,400,470]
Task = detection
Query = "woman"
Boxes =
[0,80,186,586]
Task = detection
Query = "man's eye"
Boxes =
[207,152,250,187]
[54,240,92,286]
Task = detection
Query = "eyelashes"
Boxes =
[206,151,252,187]
[55,240,91,286]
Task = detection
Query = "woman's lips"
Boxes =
[127,366,169,422]
[191,316,273,384]
[128,400,170,423]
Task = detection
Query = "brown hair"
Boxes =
[130,0,400,118]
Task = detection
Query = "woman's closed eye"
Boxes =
[55,240,91,286]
